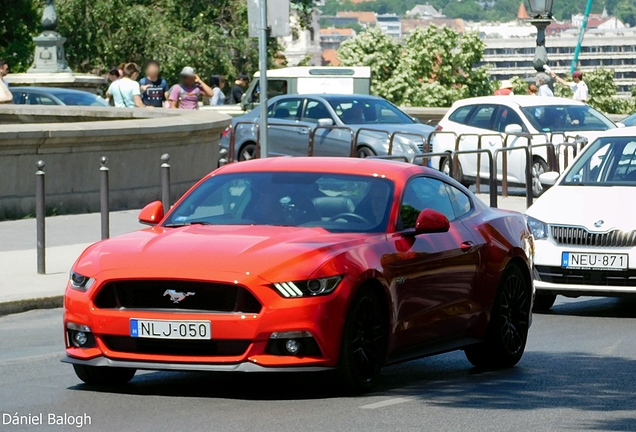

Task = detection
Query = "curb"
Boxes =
[0,296,63,317]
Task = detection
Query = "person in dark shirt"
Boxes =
[139,60,169,108]
[227,72,249,105]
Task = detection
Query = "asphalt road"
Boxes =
[1,297,636,432]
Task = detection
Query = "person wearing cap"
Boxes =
[550,70,588,102]
[494,80,514,96]
[168,67,214,109]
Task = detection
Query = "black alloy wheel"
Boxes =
[338,289,385,393]
[465,265,530,369]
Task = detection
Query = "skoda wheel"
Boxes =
[338,288,386,393]
[465,265,530,369]
[533,293,557,312]
[73,365,136,385]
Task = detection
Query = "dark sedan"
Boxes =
[11,86,108,107]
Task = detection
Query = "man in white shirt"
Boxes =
[551,70,588,102]
[536,73,554,97]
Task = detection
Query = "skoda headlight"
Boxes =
[272,276,342,298]
[69,271,95,292]
[525,215,549,240]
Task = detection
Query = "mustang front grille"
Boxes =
[550,226,636,248]
[535,266,636,287]
[102,336,251,357]
[93,280,261,313]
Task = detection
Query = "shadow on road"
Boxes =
[537,297,636,319]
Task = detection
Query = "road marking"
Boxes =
[359,397,413,409]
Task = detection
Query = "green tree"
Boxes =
[443,0,485,22]
[615,0,636,27]
[555,67,633,114]
[338,25,493,107]
[0,0,39,72]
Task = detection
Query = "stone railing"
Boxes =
[0,105,230,220]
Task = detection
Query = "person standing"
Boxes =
[527,84,539,96]
[106,62,145,108]
[168,67,214,109]
[208,75,226,106]
[139,60,169,108]
[227,73,249,105]
[494,80,514,96]
[536,73,554,97]
[550,70,588,103]
[0,59,12,104]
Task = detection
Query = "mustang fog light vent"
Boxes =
[66,323,96,348]
[272,276,342,298]
[285,339,301,354]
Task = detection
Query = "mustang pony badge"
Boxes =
[163,290,195,303]
[594,220,604,228]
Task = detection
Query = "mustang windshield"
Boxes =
[563,137,636,186]
[163,172,394,233]
[520,105,615,133]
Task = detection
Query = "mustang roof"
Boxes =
[215,157,427,181]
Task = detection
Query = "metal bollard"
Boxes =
[161,153,171,211]
[35,160,46,274]
[100,156,110,240]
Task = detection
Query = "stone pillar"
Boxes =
[27,0,73,74]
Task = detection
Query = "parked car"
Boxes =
[432,96,617,196]
[526,128,636,311]
[62,157,533,393]
[220,94,434,164]
[11,86,108,106]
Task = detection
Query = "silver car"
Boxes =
[220,94,434,163]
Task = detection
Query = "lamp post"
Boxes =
[527,0,554,72]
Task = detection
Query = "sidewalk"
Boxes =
[0,195,528,315]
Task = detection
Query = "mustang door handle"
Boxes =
[460,241,475,252]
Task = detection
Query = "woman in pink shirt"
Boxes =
[169,67,214,109]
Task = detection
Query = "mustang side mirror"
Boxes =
[539,171,560,188]
[139,201,164,225]
[414,209,450,234]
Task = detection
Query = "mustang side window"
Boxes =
[400,177,456,230]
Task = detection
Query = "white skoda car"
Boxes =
[525,128,636,310]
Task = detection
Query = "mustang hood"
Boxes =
[74,225,373,283]
[526,185,635,232]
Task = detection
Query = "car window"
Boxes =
[268,99,302,121]
[467,105,497,130]
[445,184,472,218]
[302,100,332,123]
[520,105,615,132]
[400,177,456,229]
[162,172,394,233]
[326,97,414,125]
[27,94,56,105]
[563,137,636,185]
[56,92,108,106]
[12,92,26,104]
[494,107,526,133]
[449,105,474,125]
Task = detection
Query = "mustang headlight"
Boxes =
[272,276,342,298]
[69,271,95,292]
[525,215,549,240]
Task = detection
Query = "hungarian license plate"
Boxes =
[130,319,211,340]
[562,252,628,271]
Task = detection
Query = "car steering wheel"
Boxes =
[329,213,371,224]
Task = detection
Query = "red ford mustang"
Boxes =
[63,157,534,392]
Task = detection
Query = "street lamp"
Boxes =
[527,0,554,72]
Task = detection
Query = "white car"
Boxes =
[525,128,636,310]
[432,96,617,196]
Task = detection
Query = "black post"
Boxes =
[525,148,534,209]
[100,156,110,240]
[35,160,46,274]
[161,153,171,211]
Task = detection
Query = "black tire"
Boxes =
[440,154,470,187]
[357,146,376,158]
[73,364,136,385]
[337,288,386,394]
[465,265,531,369]
[533,293,557,312]
[238,143,257,161]
[532,157,549,197]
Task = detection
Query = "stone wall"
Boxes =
[0,105,230,220]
